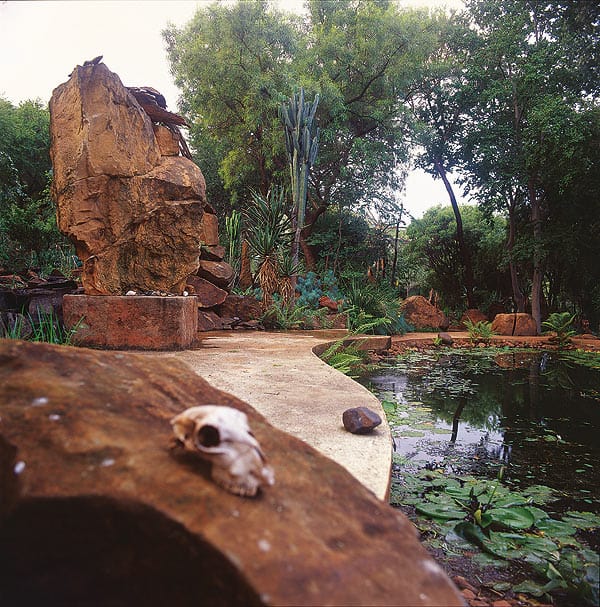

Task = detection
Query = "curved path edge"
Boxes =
[155,330,393,500]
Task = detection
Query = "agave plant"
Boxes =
[243,188,292,309]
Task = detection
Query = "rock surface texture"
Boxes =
[491,313,538,336]
[342,407,382,434]
[50,62,206,295]
[0,340,463,607]
[49,61,240,331]
[401,295,449,330]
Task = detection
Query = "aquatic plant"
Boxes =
[390,469,600,606]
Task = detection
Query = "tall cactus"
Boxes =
[279,89,320,274]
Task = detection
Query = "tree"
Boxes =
[0,98,65,270]
[164,0,299,213]
[406,10,480,308]
[405,205,509,313]
[461,0,600,332]
[164,0,433,268]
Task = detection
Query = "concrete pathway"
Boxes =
[151,331,393,500]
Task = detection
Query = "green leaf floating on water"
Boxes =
[381,399,396,414]
[415,502,464,521]
[488,507,536,530]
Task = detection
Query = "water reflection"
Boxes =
[361,350,600,506]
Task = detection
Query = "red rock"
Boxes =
[197,309,224,332]
[196,260,234,291]
[0,340,464,606]
[199,212,220,246]
[461,309,488,326]
[200,245,226,262]
[342,407,382,434]
[401,296,449,330]
[491,601,512,607]
[438,332,454,345]
[185,276,227,308]
[318,295,340,312]
[63,294,198,350]
[462,588,476,600]
[491,313,537,336]
[152,124,179,156]
[49,62,205,295]
[216,294,262,322]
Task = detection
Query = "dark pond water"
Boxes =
[360,349,600,513]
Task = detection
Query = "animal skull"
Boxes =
[170,405,275,497]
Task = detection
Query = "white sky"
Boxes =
[0,0,465,220]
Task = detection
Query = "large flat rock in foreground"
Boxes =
[0,339,463,606]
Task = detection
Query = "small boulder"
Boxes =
[318,295,340,312]
[460,309,487,327]
[438,332,454,346]
[186,276,227,308]
[196,261,234,291]
[216,294,262,322]
[401,295,449,330]
[342,407,382,434]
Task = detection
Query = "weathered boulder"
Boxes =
[200,244,226,262]
[186,276,228,308]
[460,309,488,327]
[342,407,382,434]
[49,62,205,295]
[216,294,262,322]
[197,309,226,332]
[401,295,449,330]
[196,260,234,291]
[491,313,537,336]
[0,340,462,606]
[437,332,454,346]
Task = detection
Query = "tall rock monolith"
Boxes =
[49,62,205,295]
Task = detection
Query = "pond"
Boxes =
[359,347,600,606]
[360,348,600,512]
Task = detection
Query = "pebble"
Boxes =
[342,407,382,434]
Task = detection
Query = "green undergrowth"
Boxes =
[390,469,600,605]
[2,308,82,345]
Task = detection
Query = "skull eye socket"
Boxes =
[197,424,220,447]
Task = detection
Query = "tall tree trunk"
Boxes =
[390,216,401,286]
[507,198,526,312]
[433,158,476,309]
[528,178,543,334]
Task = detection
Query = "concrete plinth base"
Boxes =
[63,294,198,350]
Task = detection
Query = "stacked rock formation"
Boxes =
[49,61,232,300]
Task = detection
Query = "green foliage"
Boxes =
[4,308,83,345]
[0,98,68,271]
[405,205,509,312]
[223,209,242,285]
[542,312,577,349]
[319,335,372,378]
[391,469,600,606]
[280,88,320,269]
[342,278,412,335]
[463,319,495,345]
[296,270,343,309]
